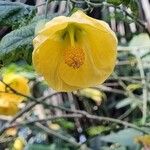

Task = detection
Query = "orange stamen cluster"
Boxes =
[64,47,85,69]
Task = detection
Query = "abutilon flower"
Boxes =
[32,10,117,92]
[0,73,29,116]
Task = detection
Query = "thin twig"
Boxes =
[95,85,127,95]
[35,122,81,147]
[1,101,149,134]
[112,73,136,97]
[36,2,46,7]
[118,46,150,51]
[45,0,50,19]
[4,114,83,128]
[118,108,133,120]
[0,80,62,135]
[135,51,148,124]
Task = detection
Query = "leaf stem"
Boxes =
[135,51,148,124]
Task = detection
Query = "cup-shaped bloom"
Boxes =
[0,73,30,116]
[33,10,117,92]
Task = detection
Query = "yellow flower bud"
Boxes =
[13,137,25,150]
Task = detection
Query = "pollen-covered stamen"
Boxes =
[64,47,85,69]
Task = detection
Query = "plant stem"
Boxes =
[2,102,149,134]
[35,122,81,147]
[135,51,148,124]
[4,114,83,128]
[45,0,50,19]
[0,81,62,135]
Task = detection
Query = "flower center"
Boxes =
[64,47,85,69]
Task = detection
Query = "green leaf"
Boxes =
[129,0,139,16]
[101,128,143,149]
[126,83,141,91]
[116,98,132,109]
[0,12,60,66]
[0,63,36,79]
[116,97,141,109]
[26,144,56,150]
[55,119,75,130]
[87,126,110,136]
[35,19,48,35]
[0,1,36,28]
[107,0,123,6]
[122,0,130,6]
[0,23,35,65]
[129,33,150,57]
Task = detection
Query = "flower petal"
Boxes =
[59,52,101,87]
[0,98,18,116]
[33,37,80,92]
[2,74,30,103]
[58,22,117,87]
[33,16,69,50]
[71,10,117,40]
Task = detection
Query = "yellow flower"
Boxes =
[33,10,117,92]
[0,73,30,116]
[135,135,150,146]
[13,137,26,150]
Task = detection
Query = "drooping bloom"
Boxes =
[32,10,117,92]
[0,73,30,116]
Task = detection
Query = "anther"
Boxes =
[64,47,85,69]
